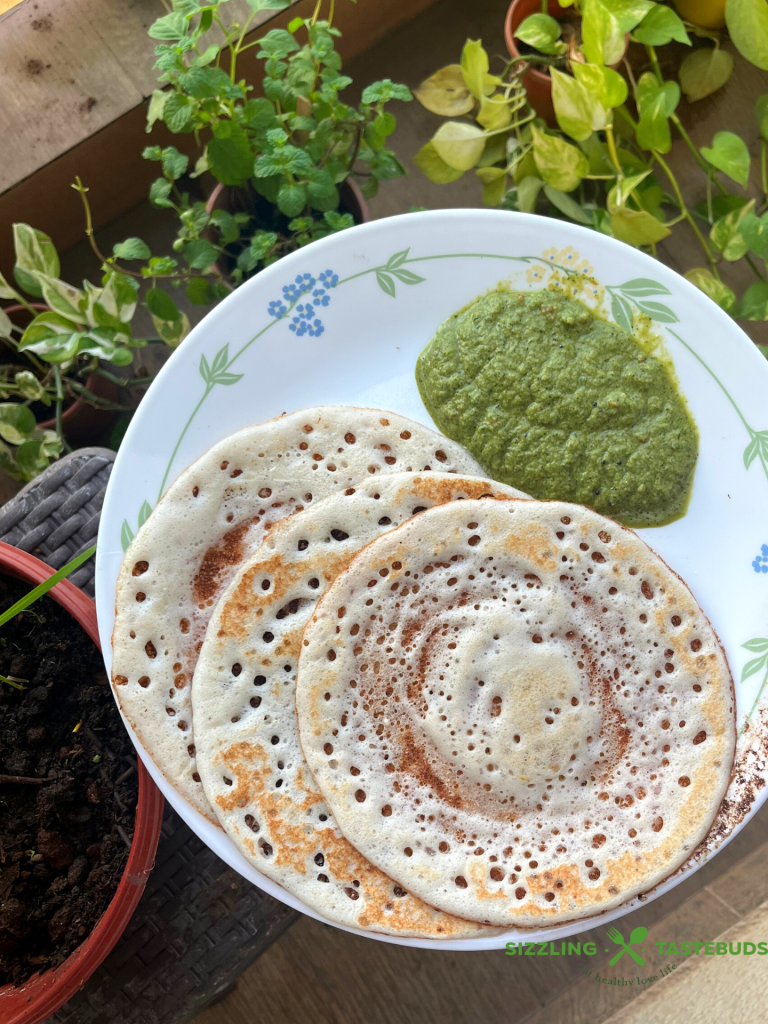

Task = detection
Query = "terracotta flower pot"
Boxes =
[505,0,628,127]
[0,542,164,1024]
[2,304,120,447]
[205,176,370,224]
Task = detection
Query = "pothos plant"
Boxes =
[144,0,412,288]
[0,196,208,481]
[413,2,768,333]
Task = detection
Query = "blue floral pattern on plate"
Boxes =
[753,544,768,574]
[269,269,337,337]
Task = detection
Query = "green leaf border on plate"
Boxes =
[117,245,768,730]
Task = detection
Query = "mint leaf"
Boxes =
[362,79,413,103]
[163,93,195,133]
[177,66,231,99]
[257,28,299,59]
[161,146,189,180]
[208,122,253,186]
[148,12,187,40]
[149,178,174,208]
[183,239,218,270]
[146,287,180,321]
[277,183,307,217]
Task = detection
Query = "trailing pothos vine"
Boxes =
[413,2,768,339]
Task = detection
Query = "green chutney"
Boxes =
[416,289,697,527]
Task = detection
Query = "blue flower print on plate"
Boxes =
[282,273,316,302]
[273,268,337,336]
[752,544,768,574]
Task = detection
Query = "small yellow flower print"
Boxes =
[526,266,545,283]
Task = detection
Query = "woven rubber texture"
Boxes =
[0,449,115,596]
[50,808,297,1024]
[0,450,298,1023]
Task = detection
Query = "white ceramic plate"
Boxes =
[96,210,768,950]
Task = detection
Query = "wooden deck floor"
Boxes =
[194,800,768,1024]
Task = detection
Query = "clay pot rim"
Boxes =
[0,542,164,1024]
[504,0,629,85]
[205,175,371,221]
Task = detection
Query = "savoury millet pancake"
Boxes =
[296,500,736,926]
[111,408,484,819]
[192,474,524,935]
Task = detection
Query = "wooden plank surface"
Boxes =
[601,897,768,1024]
[0,0,439,279]
[193,810,768,1024]
[0,0,274,195]
[0,0,27,17]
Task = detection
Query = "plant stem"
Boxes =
[71,179,144,280]
[5,293,38,317]
[745,253,765,280]
[616,105,637,131]
[91,367,156,388]
[0,677,26,691]
[670,113,722,190]
[622,56,638,96]
[213,12,237,83]
[653,149,721,278]
[234,7,259,63]
[644,42,725,191]
[0,773,49,783]
[346,123,363,176]
[762,140,768,199]
[706,168,714,223]
[604,125,622,175]
[51,364,70,452]
[68,380,134,410]
[646,45,663,85]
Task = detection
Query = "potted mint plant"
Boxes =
[143,0,412,289]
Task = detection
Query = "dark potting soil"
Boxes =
[0,574,139,987]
